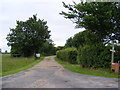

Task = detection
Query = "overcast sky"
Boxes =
[0,0,84,52]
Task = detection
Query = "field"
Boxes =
[55,57,119,78]
[1,54,45,76]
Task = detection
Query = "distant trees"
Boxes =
[55,46,64,51]
[5,50,8,54]
[7,15,53,57]
[40,40,56,56]
[0,49,1,53]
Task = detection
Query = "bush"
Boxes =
[114,46,120,63]
[77,44,111,68]
[56,47,77,64]
[11,47,21,57]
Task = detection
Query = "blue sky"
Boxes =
[0,0,84,52]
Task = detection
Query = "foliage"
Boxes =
[114,46,120,63]
[55,46,64,51]
[60,2,120,43]
[6,15,51,57]
[60,2,120,70]
[5,50,8,53]
[65,37,73,48]
[56,47,77,64]
[40,41,56,56]
[65,30,101,49]
[77,44,111,68]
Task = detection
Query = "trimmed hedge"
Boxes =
[56,47,77,64]
[77,44,111,68]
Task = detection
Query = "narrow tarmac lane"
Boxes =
[1,56,119,88]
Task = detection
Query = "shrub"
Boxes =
[77,44,111,68]
[56,47,77,64]
[114,46,120,63]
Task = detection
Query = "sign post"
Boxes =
[110,40,120,72]
[111,40,115,64]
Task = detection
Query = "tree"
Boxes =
[65,30,101,49]
[0,49,1,53]
[7,15,51,57]
[65,37,73,48]
[40,40,56,55]
[55,46,64,51]
[5,50,7,54]
[60,2,120,43]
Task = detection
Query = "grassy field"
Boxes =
[1,54,45,76]
[55,57,119,78]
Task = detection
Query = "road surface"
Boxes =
[1,56,119,88]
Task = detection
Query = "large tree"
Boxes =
[60,2,120,43]
[7,15,51,57]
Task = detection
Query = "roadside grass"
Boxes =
[55,57,119,78]
[1,54,45,77]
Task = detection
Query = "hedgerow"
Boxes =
[77,44,111,68]
[56,47,77,64]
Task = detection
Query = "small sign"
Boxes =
[36,53,40,58]
[110,49,115,52]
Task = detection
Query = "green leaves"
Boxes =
[60,2,120,42]
[77,44,111,68]
[65,30,101,49]
[56,47,77,64]
[7,15,51,57]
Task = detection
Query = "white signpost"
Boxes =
[36,53,40,58]
[110,40,120,64]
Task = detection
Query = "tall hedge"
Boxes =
[114,46,120,63]
[77,44,111,68]
[56,47,77,64]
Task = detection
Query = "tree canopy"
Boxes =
[7,15,51,57]
[60,2,120,43]
[65,30,101,48]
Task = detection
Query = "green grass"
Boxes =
[55,57,119,78]
[1,54,45,77]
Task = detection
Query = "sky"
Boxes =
[0,0,84,52]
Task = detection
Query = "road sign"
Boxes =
[110,49,115,52]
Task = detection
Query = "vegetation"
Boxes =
[60,2,120,43]
[6,15,54,57]
[40,41,56,56]
[58,2,120,72]
[1,54,45,76]
[56,47,77,64]
[77,44,111,68]
[114,46,120,63]
[65,30,100,49]
[55,46,64,52]
[55,57,119,78]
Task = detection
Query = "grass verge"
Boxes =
[1,54,45,77]
[55,57,119,78]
